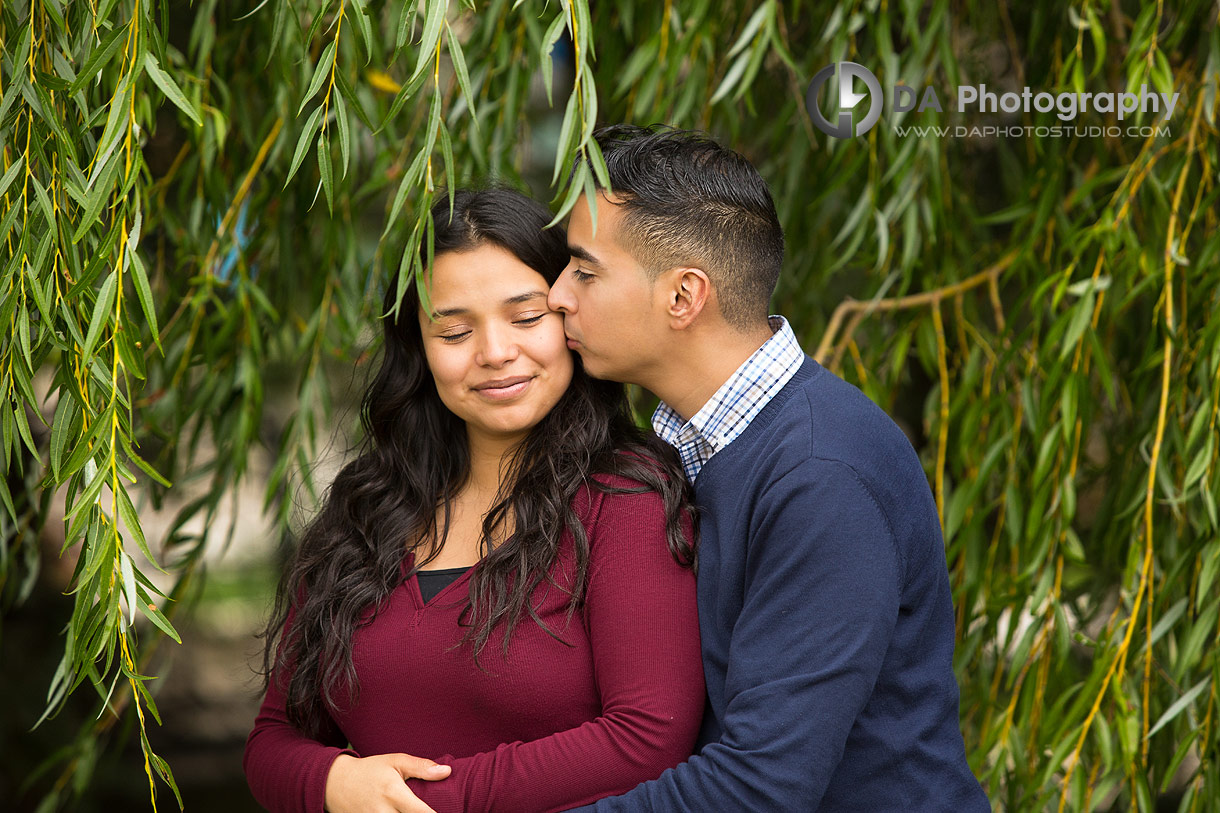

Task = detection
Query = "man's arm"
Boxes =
[577,459,901,811]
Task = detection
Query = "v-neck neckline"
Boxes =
[403,551,476,609]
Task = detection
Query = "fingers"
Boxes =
[389,784,441,813]
[391,752,452,781]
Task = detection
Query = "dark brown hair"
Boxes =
[260,187,696,738]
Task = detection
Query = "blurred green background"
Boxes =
[2,0,1219,810]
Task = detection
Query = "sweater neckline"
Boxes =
[692,355,820,486]
[403,552,476,609]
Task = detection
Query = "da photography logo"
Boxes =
[805,61,1178,140]
[805,62,883,138]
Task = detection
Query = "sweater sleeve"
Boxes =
[406,486,704,813]
[579,459,902,812]
[243,604,360,813]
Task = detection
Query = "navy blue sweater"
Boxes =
[580,357,988,811]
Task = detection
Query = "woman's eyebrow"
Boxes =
[503,291,548,306]
[430,290,547,319]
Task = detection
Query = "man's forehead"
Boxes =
[569,191,624,241]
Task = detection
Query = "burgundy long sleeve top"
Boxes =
[243,474,704,813]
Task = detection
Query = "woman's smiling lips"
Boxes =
[472,375,535,400]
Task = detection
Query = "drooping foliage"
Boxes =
[1,0,1218,809]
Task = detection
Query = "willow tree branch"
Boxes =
[813,250,1019,366]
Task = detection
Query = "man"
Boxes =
[548,124,990,811]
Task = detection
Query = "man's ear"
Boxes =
[663,267,712,329]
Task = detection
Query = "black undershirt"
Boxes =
[416,566,471,604]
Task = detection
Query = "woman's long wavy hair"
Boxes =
[260,187,697,738]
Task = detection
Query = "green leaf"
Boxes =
[284,104,326,188]
[572,0,594,61]
[298,40,337,116]
[1146,676,1211,739]
[317,137,334,213]
[579,66,598,144]
[410,0,446,84]
[446,21,478,122]
[396,0,418,53]
[349,0,375,65]
[116,483,165,574]
[265,0,289,67]
[552,84,580,185]
[585,136,611,191]
[1196,541,1220,612]
[303,0,335,49]
[438,119,454,189]
[0,154,24,201]
[67,25,128,96]
[143,52,203,126]
[1183,433,1214,492]
[27,229,57,318]
[540,13,567,106]
[66,456,110,524]
[548,163,588,228]
[135,586,182,644]
[727,0,773,58]
[1148,597,1188,648]
[119,550,138,628]
[13,387,38,457]
[148,749,184,809]
[118,432,172,488]
[81,271,118,363]
[335,92,351,177]
[127,246,162,354]
[710,47,751,104]
[1058,290,1095,361]
[73,153,121,244]
[30,175,57,232]
[382,148,429,238]
[335,65,375,131]
[50,392,80,482]
[88,77,133,187]
[1178,598,1220,676]
[61,403,113,483]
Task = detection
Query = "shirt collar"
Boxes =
[652,315,804,481]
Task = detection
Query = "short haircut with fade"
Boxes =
[586,124,784,330]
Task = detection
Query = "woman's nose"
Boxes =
[476,323,519,367]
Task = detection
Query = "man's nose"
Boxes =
[548,266,575,314]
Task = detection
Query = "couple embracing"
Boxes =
[244,125,990,812]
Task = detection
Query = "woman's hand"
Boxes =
[324,753,452,813]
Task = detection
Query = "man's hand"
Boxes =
[324,753,452,813]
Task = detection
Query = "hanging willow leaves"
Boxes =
[2,0,1219,811]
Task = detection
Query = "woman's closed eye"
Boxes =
[437,313,547,342]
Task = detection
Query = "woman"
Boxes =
[243,188,704,813]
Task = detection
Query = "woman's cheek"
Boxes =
[427,343,470,396]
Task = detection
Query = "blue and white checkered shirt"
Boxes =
[652,315,805,482]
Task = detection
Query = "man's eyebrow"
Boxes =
[568,245,603,268]
[429,291,547,319]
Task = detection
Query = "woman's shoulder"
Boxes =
[588,456,673,500]
[594,447,683,486]
[577,455,681,528]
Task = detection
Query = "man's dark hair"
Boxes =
[588,124,784,330]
